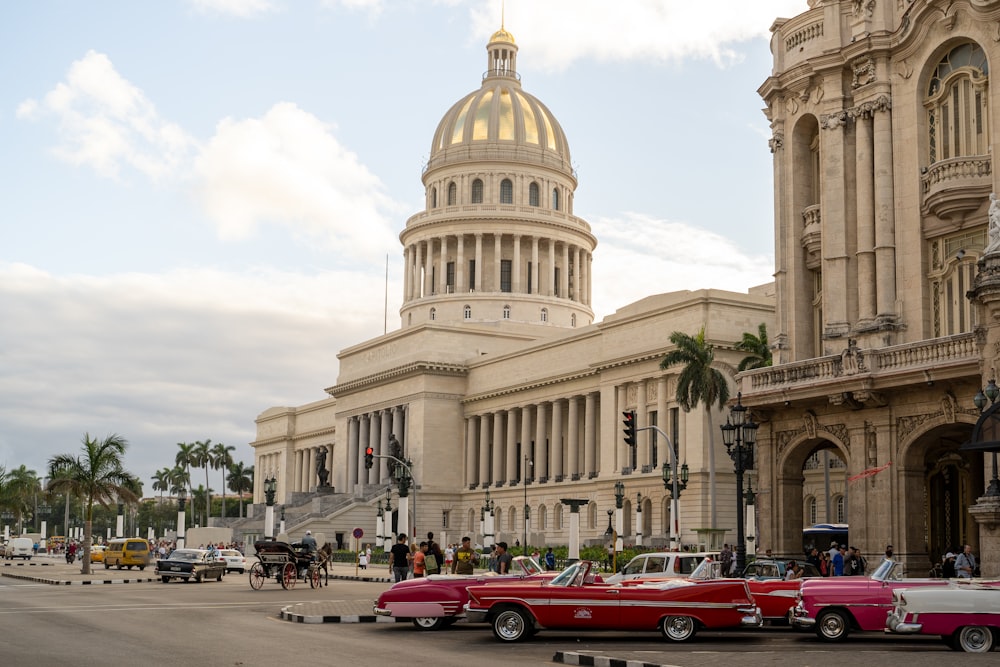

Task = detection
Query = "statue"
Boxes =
[987,193,1000,254]
[316,447,329,487]
[388,433,402,461]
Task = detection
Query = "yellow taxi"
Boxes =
[90,545,107,563]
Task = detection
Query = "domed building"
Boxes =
[247,27,774,555]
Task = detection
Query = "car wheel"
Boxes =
[492,608,532,642]
[161,576,169,583]
[816,609,850,642]
[139,565,145,571]
[660,615,698,642]
[956,626,995,653]
[412,617,446,631]
[104,562,110,570]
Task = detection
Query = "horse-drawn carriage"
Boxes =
[250,540,327,590]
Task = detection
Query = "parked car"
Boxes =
[689,558,804,625]
[89,545,106,563]
[886,584,1000,652]
[604,551,716,584]
[465,559,761,642]
[374,555,551,630]
[742,558,821,580]
[792,558,1000,642]
[156,549,226,583]
[5,537,33,560]
[215,548,247,574]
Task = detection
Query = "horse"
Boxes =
[316,542,335,586]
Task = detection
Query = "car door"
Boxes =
[536,564,620,629]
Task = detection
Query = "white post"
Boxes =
[614,507,623,551]
[568,511,581,561]
[264,505,274,541]
[116,513,124,539]
[176,507,187,550]
[398,496,410,543]
[41,520,47,541]
[636,504,643,547]
[376,512,384,550]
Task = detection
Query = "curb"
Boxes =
[279,605,398,624]
[553,653,669,667]
[1,571,157,586]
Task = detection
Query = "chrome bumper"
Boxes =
[885,611,922,634]
[463,604,489,624]
[790,601,815,629]
[373,605,392,617]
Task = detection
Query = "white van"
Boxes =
[605,551,716,584]
[5,537,34,560]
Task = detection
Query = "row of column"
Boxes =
[616,377,671,475]
[465,393,599,488]
[345,406,407,488]
[256,452,282,501]
[292,445,329,493]
[403,233,592,306]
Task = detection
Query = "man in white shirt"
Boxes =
[955,544,977,578]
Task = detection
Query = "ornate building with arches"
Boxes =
[749,0,1000,572]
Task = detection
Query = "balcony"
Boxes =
[921,155,992,220]
[801,204,822,270]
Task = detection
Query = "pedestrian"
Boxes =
[494,541,513,574]
[720,543,733,575]
[544,547,556,571]
[413,541,428,578]
[942,552,957,579]
[785,560,803,580]
[955,544,977,578]
[832,545,846,576]
[806,547,820,570]
[445,543,454,569]
[846,546,863,576]
[828,540,840,563]
[358,550,368,570]
[452,536,478,575]
[425,532,443,575]
[389,534,411,583]
[818,551,830,576]
[881,544,894,563]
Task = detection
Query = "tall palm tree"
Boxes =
[735,323,772,372]
[660,327,730,528]
[227,462,253,518]
[191,484,211,527]
[211,442,235,519]
[175,441,197,498]
[47,433,139,574]
[192,439,213,523]
[150,468,170,501]
[5,465,39,534]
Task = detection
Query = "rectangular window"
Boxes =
[446,261,455,292]
[527,262,533,294]
[650,410,658,467]
[554,267,560,297]
[469,259,476,291]
[500,259,512,292]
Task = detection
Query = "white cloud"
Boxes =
[186,0,279,18]
[194,102,402,260]
[469,0,806,69]
[17,50,199,182]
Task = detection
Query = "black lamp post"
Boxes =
[720,392,759,573]
[972,380,1000,497]
[662,461,689,497]
[604,509,617,572]
[523,455,532,552]
[263,476,277,507]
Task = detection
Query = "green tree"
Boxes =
[167,465,190,529]
[47,433,139,574]
[150,467,171,501]
[175,441,197,498]
[227,462,253,518]
[4,465,40,534]
[211,442,235,519]
[735,323,772,372]
[192,439,213,523]
[660,326,730,528]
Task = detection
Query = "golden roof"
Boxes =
[490,27,515,44]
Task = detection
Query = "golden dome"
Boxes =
[490,27,515,45]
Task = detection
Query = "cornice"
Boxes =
[462,367,600,405]
[326,360,468,397]
[250,425,336,449]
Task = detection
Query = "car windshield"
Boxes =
[170,550,203,562]
[549,561,591,587]
[689,558,723,580]
[513,556,542,576]
[871,558,900,581]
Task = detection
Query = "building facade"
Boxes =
[750,0,1000,570]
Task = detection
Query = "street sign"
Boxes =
[352,527,364,539]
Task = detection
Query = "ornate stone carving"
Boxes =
[854,0,876,17]
[826,423,850,447]
[836,339,866,376]
[804,411,817,439]
[852,57,877,89]
[769,132,784,153]
[820,110,849,130]
[942,393,957,423]
[786,96,799,115]
[896,59,913,79]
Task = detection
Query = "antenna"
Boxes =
[384,253,389,335]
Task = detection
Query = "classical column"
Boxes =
[657,376,668,465]
[873,100,897,321]
[573,246,581,302]
[479,413,491,486]
[636,380,648,468]
[424,241,434,297]
[531,236,540,294]
[548,239,556,296]
[587,253,593,306]
[494,232,502,293]
[465,417,478,487]
[368,411,381,485]
[567,396,580,480]
[302,448,311,492]
[358,414,370,486]
[819,109,850,336]
[513,234,522,293]
[616,384,628,472]
[561,242,569,299]
[380,409,392,481]
[405,245,413,301]
[551,399,563,480]
[505,408,518,484]
[413,241,423,300]
[347,417,359,488]
[294,450,303,493]
[584,392,597,476]
[855,109,876,325]
[520,406,533,479]
[492,408,505,485]
[474,233,483,292]
[535,402,549,481]
[440,235,449,294]
[457,234,466,292]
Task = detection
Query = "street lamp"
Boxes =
[971,380,1000,497]
[720,392,759,573]
[263,476,277,507]
[604,509,618,572]
[661,462,689,496]
[523,455,533,553]
[176,489,187,549]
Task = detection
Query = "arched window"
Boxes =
[502,304,511,319]
[555,504,564,530]
[471,178,484,204]
[807,497,817,525]
[464,304,472,319]
[447,182,457,205]
[551,188,559,210]
[540,307,548,322]
[500,178,513,204]
[835,495,845,523]
[539,505,547,530]
[926,42,989,163]
[431,187,437,208]
[529,182,540,207]
[509,508,516,532]
[429,307,436,321]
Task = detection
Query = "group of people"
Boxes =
[802,542,869,576]
[387,532,563,582]
[939,544,979,578]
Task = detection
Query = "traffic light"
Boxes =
[365,446,374,469]
[622,410,637,447]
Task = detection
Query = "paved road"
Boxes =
[1,556,989,666]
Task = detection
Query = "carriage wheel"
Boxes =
[309,565,321,589]
[249,562,266,590]
[281,562,297,590]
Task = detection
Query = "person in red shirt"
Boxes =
[413,541,428,577]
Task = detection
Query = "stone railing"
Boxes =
[405,205,593,233]
[785,20,823,51]
[922,155,992,192]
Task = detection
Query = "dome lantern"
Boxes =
[486,25,518,82]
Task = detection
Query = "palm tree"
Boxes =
[660,327,730,528]
[735,323,772,372]
[5,465,39,534]
[211,442,235,519]
[191,439,214,523]
[227,462,253,518]
[150,468,170,501]
[191,484,211,526]
[47,433,139,574]
[175,441,197,499]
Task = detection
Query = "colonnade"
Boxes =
[464,393,600,488]
[345,405,408,488]
[403,233,592,306]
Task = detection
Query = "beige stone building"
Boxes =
[750,0,1000,572]
[248,27,776,552]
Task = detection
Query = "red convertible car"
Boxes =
[464,559,761,642]
[373,555,551,630]
[689,558,804,624]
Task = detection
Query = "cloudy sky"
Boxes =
[0,0,804,496]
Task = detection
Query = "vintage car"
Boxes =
[688,558,803,625]
[604,551,716,584]
[742,558,821,580]
[374,555,551,629]
[791,558,999,641]
[886,584,1000,652]
[156,548,226,583]
[465,559,761,642]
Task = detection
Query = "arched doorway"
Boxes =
[774,435,848,556]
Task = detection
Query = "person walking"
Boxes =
[955,544,977,578]
[720,543,733,576]
[494,542,512,574]
[425,532,443,575]
[413,541,428,578]
[452,536,478,575]
[389,534,411,582]
[544,547,556,571]
[832,545,846,576]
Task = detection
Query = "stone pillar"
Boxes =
[819,108,850,338]
[492,409,505,485]
[969,497,1000,578]
[414,242,423,300]
[506,409,518,485]
[536,402,548,482]
[548,239,556,296]
[457,234,465,292]
[403,244,411,301]
[466,417,478,487]
[520,406,533,479]
[567,396,580,480]
[551,399,563,481]
[636,379,648,468]
[380,409,392,481]
[474,233,483,292]
[348,416,359,488]
[657,376,668,466]
[873,99,897,322]
[855,109,876,325]
[440,235,449,294]
[573,246,581,302]
[424,240,434,297]
[531,236,540,294]
[368,411,381,485]
[392,406,405,455]
[562,499,589,561]
[513,234,522,293]
[584,392,597,476]
[616,384,628,472]
[358,414,370,487]
[560,242,569,299]
[479,413,491,486]
[494,232,502,293]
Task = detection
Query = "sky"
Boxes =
[0,0,806,497]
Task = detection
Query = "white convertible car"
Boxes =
[886,583,1000,652]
